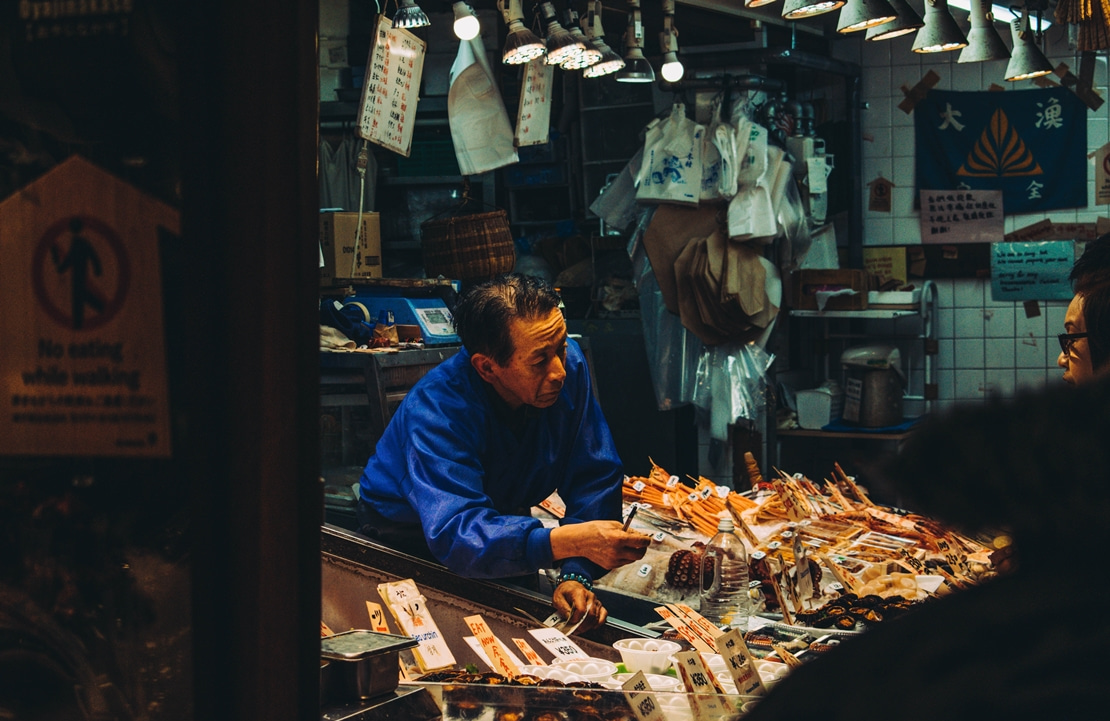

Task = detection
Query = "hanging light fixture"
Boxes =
[539,1,586,66]
[616,0,655,83]
[561,7,602,69]
[500,0,546,64]
[746,0,778,7]
[958,0,1010,63]
[865,0,923,41]
[452,2,480,40]
[911,0,968,53]
[1004,10,1053,81]
[393,0,431,29]
[659,0,684,82]
[581,1,624,78]
[782,0,846,21]
[837,0,897,33]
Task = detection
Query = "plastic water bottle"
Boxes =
[699,512,750,629]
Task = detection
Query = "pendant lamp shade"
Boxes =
[782,0,845,20]
[959,0,1011,62]
[912,0,968,53]
[617,2,654,83]
[837,0,898,33]
[394,0,431,29]
[865,0,923,41]
[1005,16,1054,80]
[581,1,624,78]
[539,1,585,66]
[500,0,546,64]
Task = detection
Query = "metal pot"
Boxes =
[841,345,905,428]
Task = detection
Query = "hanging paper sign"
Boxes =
[515,58,553,148]
[990,240,1075,301]
[919,189,1004,244]
[1096,142,1110,205]
[357,15,425,157]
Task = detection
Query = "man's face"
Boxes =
[485,308,568,409]
[1058,293,1095,385]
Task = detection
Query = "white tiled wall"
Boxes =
[703,21,1099,487]
[831,21,1103,407]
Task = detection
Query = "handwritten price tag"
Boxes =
[464,614,521,678]
[622,671,666,721]
[365,601,390,633]
[512,638,546,666]
[714,627,765,697]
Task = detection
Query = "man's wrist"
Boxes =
[556,571,593,591]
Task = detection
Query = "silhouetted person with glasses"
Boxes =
[1057,234,1110,384]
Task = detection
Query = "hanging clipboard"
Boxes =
[356,15,426,157]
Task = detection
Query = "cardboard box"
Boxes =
[790,269,869,311]
[320,212,381,284]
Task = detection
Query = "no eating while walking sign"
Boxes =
[0,156,176,457]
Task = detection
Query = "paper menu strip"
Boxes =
[654,606,715,655]
[515,58,553,148]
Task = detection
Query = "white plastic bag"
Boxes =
[636,103,704,207]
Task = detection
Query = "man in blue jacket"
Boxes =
[358,274,650,632]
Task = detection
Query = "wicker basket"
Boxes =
[420,209,516,285]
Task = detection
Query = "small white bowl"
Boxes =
[517,664,587,684]
[550,657,619,682]
[607,672,684,692]
[613,638,683,675]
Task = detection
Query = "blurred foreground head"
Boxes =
[881,376,1110,567]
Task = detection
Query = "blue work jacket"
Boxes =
[359,338,622,581]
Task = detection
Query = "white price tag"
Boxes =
[527,627,590,661]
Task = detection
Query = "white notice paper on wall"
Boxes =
[515,58,553,147]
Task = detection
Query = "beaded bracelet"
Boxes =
[556,572,593,591]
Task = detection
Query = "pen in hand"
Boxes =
[621,504,638,532]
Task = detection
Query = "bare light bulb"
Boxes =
[453,2,480,40]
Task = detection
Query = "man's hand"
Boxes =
[551,580,607,633]
[549,520,651,570]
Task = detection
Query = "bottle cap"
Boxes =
[716,511,734,532]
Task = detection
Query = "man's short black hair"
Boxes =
[453,274,562,366]
[1072,233,1110,293]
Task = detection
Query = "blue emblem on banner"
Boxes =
[915,88,1087,213]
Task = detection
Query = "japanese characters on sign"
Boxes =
[357,16,425,157]
[919,189,1004,244]
[515,58,554,148]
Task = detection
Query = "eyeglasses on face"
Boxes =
[1058,332,1089,354]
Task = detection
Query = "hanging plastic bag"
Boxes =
[636,103,704,207]
[734,121,767,188]
[700,102,724,201]
[692,341,776,442]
